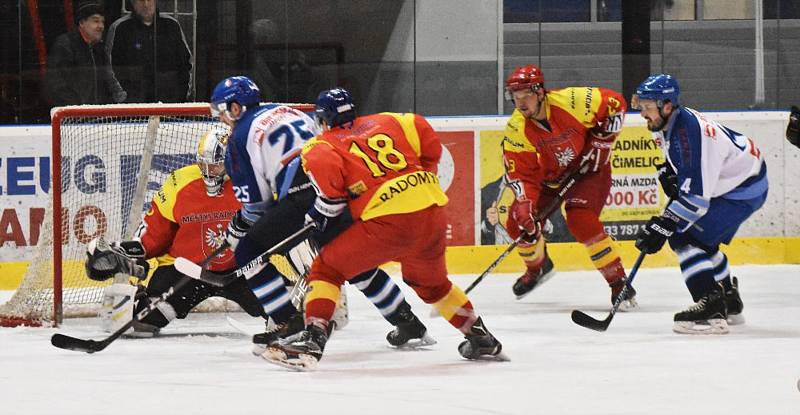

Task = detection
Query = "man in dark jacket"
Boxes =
[45,2,127,106]
[106,0,192,103]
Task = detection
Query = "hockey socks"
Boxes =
[245,263,296,324]
[349,268,407,325]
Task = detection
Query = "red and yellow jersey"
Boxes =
[301,112,448,221]
[502,86,626,202]
[137,165,241,271]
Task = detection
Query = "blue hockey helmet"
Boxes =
[631,74,680,110]
[314,88,356,128]
[209,76,261,119]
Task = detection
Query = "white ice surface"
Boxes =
[1,265,799,415]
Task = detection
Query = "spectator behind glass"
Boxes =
[45,1,127,106]
[106,0,192,103]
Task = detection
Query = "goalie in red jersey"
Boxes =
[84,128,273,336]
[502,64,637,309]
[262,88,507,371]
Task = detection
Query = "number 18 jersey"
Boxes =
[301,112,448,221]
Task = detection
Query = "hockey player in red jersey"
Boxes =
[261,88,506,371]
[502,64,637,309]
[85,128,273,336]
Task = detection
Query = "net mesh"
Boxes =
[0,104,246,326]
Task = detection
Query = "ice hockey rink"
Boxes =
[2,265,799,415]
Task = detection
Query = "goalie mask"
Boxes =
[197,128,229,197]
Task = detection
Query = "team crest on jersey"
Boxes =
[555,147,576,167]
[205,223,226,249]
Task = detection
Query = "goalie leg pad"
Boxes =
[100,282,138,333]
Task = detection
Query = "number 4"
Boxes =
[680,178,691,194]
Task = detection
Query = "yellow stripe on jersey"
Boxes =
[586,236,621,269]
[306,280,341,305]
[382,112,422,157]
[502,110,537,154]
[545,87,603,128]
[153,164,203,223]
[433,285,470,321]
[360,170,448,221]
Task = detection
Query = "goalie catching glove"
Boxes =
[85,237,150,281]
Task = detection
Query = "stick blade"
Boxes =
[570,310,611,332]
[174,257,202,280]
[51,334,104,353]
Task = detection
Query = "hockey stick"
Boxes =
[429,163,588,317]
[465,161,587,295]
[570,195,678,332]
[174,224,316,287]
[570,250,645,332]
[51,274,196,353]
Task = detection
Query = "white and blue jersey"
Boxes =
[225,104,319,223]
[659,107,768,235]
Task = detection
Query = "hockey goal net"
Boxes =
[0,103,312,327]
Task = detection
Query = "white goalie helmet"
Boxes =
[196,127,229,197]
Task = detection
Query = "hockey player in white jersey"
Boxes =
[631,74,768,335]
[208,76,433,350]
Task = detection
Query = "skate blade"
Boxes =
[514,271,556,300]
[617,298,639,312]
[469,351,511,362]
[673,318,729,335]
[260,347,319,372]
[392,334,437,349]
[727,313,745,325]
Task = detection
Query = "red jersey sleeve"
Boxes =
[301,138,348,201]
[414,114,442,173]
[138,201,178,259]
[502,110,544,202]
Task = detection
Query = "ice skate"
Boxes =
[512,256,555,299]
[386,304,436,348]
[458,317,509,361]
[252,311,305,356]
[609,278,638,312]
[725,276,744,325]
[673,289,728,335]
[261,324,328,371]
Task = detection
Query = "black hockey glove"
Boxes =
[787,105,800,149]
[655,161,678,199]
[635,215,677,254]
[305,196,346,233]
[225,210,253,250]
[85,237,149,281]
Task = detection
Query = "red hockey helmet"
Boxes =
[505,65,545,100]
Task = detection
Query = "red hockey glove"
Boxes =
[511,199,542,240]
[582,113,623,173]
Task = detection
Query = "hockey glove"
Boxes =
[635,215,677,254]
[510,199,542,241]
[305,196,347,233]
[85,237,149,281]
[655,161,678,199]
[787,105,800,148]
[225,210,253,250]
[582,114,623,173]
